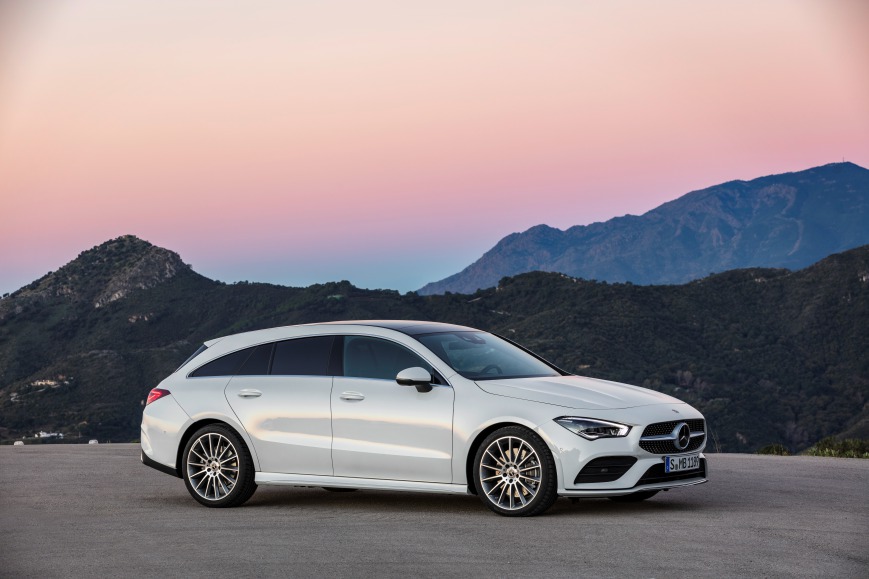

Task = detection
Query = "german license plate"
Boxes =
[664,454,700,473]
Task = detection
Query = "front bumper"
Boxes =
[536,404,709,496]
[559,455,708,497]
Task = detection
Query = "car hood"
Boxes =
[475,375,684,410]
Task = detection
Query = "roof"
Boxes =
[316,320,477,336]
[201,320,481,352]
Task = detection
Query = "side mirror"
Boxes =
[396,367,434,393]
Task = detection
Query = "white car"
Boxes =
[141,321,707,516]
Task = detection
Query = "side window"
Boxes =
[271,336,335,376]
[236,343,274,375]
[189,347,254,377]
[343,336,432,381]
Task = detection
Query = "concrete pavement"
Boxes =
[1,445,867,578]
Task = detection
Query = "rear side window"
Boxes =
[236,343,274,375]
[343,336,432,381]
[190,347,254,377]
[271,336,335,376]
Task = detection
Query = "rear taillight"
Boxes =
[146,388,171,406]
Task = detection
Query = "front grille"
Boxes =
[639,419,705,454]
[642,419,705,437]
[635,458,706,486]
[574,456,638,484]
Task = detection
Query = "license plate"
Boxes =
[664,454,700,473]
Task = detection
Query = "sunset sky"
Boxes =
[1,0,868,294]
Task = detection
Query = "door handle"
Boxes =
[340,391,365,401]
[237,389,262,398]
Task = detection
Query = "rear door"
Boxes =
[225,336,336,475]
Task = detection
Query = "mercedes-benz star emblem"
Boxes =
[673,422,691,450]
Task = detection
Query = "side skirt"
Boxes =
[256,472,470,495]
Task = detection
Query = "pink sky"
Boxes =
[1,0,868,294]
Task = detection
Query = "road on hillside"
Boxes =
[1,445,867,578]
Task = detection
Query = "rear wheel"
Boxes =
[608,490,659,503]
[183,424,257,507]
[473,426,558,517]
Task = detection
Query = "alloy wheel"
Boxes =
[478,435,542,511]
[186,432,240,501]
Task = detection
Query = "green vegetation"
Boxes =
[756,444,791,456]
[0,236,867,453]
[803,437,869,459]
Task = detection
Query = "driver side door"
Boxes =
[331,335,454,483]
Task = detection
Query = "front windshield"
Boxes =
[415,331,560,380]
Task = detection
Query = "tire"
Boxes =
[182,424,257,508]
[322,487,357,492]
[473,426,558,517]
[608,490,659,503]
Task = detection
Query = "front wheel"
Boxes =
[183,424,257,507]
[473,426,558,517]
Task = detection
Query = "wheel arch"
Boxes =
[464,421,528,495]
[175,419,253,478]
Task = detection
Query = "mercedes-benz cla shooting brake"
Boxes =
[141,321,708,516]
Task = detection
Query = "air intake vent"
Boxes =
[636,458,707,486]
[574,456,638,484]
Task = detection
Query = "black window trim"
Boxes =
[188,334,338,379]
[329,335,344,377]
[235,342,275,377]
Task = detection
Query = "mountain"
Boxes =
[0,235,190,316]
[419,162,869,295]
[0,236,867,453]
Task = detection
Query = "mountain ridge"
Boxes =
[0,235,192,320]
[0,237,866,452]
[419,162,869,294]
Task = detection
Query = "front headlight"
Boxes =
[555,417,631,440]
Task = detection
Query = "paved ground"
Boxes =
[1,445,867,578]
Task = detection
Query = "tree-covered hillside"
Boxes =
[1,236,866,452]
